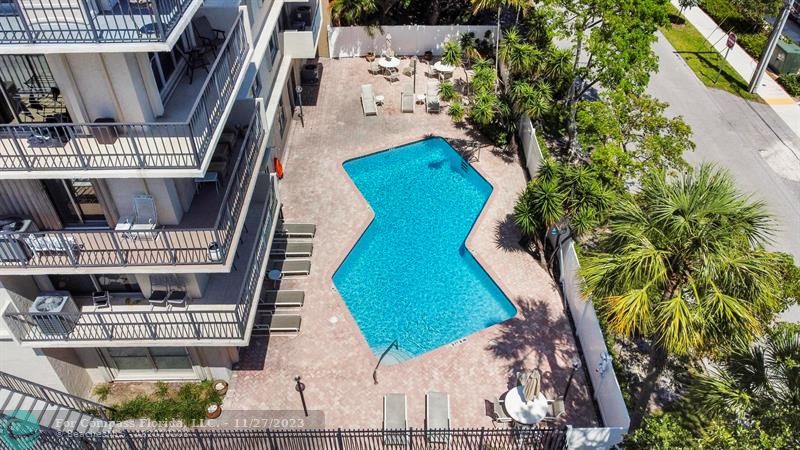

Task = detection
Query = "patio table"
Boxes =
[502,386,548,425]
[432,61,455,75]
[377,57,401,70]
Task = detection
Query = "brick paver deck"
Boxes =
[223,58,599,429]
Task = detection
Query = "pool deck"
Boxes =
[223,57,600,429]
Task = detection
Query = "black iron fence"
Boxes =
[0,0,195,44]
[0,371,114,421]
[0,11,249,172]
[1,174,280,343]
[7,426,568,450]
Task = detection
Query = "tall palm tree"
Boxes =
[690,325,800,426]
[580,164,781,429]
[330,0,377,26]
[471,0,530,74]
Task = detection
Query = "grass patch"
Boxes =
[661,6,759,101]
[700,0,770,58]
[108,381,222,426]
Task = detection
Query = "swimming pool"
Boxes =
[333,137,517,359]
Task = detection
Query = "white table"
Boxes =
[375,95,385,105]
[502,386,548,425]
[433,61,455,77]
[377,57,401,70]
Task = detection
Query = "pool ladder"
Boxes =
[460,157,469,173]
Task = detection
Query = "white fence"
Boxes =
[328,25,497,58]
[560,239,630,448]
[518,114,543,177]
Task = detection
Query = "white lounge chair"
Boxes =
[260,290,305,308]
[270,241,313,257]
[267,259,311,276]
[426,82,440,113]
[253,313,302,334]
[383,394,408,445]
[276,223,316,238]
[426,392,451,443]
[361,84,378,116]
[401,84,414,113]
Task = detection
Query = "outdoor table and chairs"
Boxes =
[432,61,455,79]
[377,56,401,81]
[502,386,549,426]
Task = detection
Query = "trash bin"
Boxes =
[91,117,118,145]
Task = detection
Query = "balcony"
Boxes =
[1,174,280,346]
[0,9,250,178]
[280,0,321,59]
[0,0,202,52]
[0,99,269,275]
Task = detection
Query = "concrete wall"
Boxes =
[328,25,497,58]
[519,115,544,178]
[559,240,631,438]
[106,178,187,225]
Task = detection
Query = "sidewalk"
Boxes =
[673,1,800,140]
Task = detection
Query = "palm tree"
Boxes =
[330,0,377,26]
[690,325,800,426]
[471,0,530,74]
[499,28,540,77]
[510,81,552,122]
[580,165,781,429]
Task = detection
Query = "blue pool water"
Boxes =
[333,137,517,358]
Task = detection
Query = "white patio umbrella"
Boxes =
[383,33,395,59]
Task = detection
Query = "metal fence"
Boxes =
[0,371,114,421]
[1,175,280,343]
[0,11,249,172]
[0,0,195,44]
[6,426,568,450]
[0,103,264,270]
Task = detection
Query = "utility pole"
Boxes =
[748,2,792,93]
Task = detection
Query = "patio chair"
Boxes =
[166,275,190,309]
[383,394,408,445]
[260,290,305,308]
[92,291,111,310]
[485,398,512,425]
[270,241,313,258]
[426,392,451,443]
[369,60,381,75]
[386,68,399,84]
[401,84,414,113]
[361,84,378,116]
[276,223,316,238]
[148,275,169,309]
[426,82,440,113]
[541,398,566,423]
[267,259,312,276]
[133,194,157,226]
[193,16,226,53]
[176,47,210,84]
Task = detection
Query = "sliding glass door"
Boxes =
[103,347,195,380]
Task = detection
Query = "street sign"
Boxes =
[727,32,737,49]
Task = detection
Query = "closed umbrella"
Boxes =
[523,369,541,402]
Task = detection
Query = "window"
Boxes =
[267,29,279,69]
[250,73,262,98]
[148,31,192,101]
[277,98,287,137]
[106,347,193,376]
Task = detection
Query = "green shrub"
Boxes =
[736,33,768,59]
[109,381,222,426]
[447,103,465,122]
[93,384,111,402]
[777,73,800,97]
[699,0,770,57]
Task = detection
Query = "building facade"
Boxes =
[0,0,324,396]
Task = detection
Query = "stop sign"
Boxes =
[726,32,737,49]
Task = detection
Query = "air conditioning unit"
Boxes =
[0,217,37,263]
[29,291,79,336]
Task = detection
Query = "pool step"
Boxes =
[460,158,469,172]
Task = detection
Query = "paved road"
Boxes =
[648,33,800,319]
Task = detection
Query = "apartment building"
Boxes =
[0,0,324,396]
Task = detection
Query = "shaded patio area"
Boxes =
[223,57,599,429]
